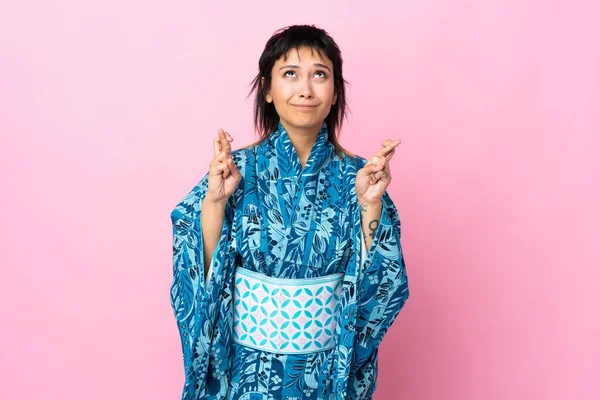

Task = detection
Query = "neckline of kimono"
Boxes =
[276,121,329,177]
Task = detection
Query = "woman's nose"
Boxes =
[299,78,314,98]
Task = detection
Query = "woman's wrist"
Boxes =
[357,197,382,208]
[203,196,228,209]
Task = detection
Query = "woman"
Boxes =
[170,24,410,400]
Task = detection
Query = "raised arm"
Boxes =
[201,127,241,279]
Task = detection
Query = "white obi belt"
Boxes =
[232,267,343,354]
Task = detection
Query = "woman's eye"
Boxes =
[283,70,327,78]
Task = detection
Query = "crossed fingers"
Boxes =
[213,128,233,159]
[212,128,234,178]
[366,139,401,183]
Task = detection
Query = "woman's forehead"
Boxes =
[278,46,332,66]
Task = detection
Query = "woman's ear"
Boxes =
[332,91,337,105]
[261,77,272,103]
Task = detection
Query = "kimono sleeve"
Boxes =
[169,172,235,398]
[349,190,410,394]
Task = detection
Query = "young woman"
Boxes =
[170,24,410,400]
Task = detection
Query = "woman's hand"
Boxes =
[355,139,401,205]
[205,128,242,204]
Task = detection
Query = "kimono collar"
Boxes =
[270,120,331,177]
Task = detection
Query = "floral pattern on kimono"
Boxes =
[170,121,409,400]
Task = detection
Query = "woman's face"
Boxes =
[264,46,337,135]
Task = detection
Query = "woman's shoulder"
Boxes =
[229,143,259,172]
[337,150,368,171]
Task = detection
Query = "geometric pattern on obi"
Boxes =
[232,267,343,355]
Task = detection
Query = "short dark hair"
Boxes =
[246,24,353,157]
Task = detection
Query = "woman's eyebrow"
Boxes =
[279,63,331,72]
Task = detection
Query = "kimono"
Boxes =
[169,121,410,400]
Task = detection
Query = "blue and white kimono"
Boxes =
[170,121,410,400]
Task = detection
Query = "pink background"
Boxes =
[1,1,598,399]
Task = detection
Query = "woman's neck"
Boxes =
[280,121,321,168]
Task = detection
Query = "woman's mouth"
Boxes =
[293,104,318,110]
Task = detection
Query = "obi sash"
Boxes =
[232,267,343,354]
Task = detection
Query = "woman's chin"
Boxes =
[287,116,323,129]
